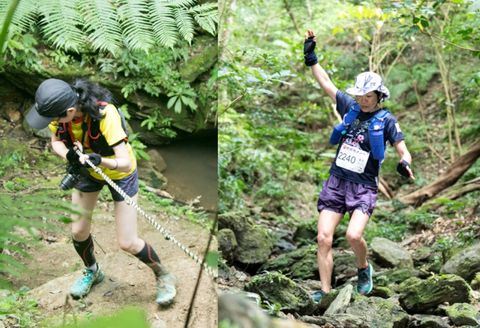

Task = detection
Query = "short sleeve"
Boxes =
[99,105,127,146]
[384,115,404,146]
[335,90,356,117]
[48,121,59,135]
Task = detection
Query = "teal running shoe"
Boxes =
[156,272,177,306]
[70,266,104,299]
[311,290,326,304]
[357,263,373,295]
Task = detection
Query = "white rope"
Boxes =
[77,151,217,279]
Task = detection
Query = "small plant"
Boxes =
[167,85,198,114]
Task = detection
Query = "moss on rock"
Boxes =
[245,272,313,314]
[399,274,473,313]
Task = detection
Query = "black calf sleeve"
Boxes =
[72,234,96,268]
[134,242,164,276]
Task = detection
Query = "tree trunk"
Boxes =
[399,140,480,206]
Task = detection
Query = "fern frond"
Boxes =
[149,0,177,48]
[78,0,123,55]
[118,0,155,52]
[174,7,194,43]
[9,0,38,34]
[189,3,218,36]
[169,0,196,8]
[38,0,85,52]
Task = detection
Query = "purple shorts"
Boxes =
[317,175,378,217]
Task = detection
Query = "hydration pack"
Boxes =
[56,102,129,156]
[329,103,390,161]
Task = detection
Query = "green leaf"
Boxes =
[174,99,182,113]
[167,96,178,109]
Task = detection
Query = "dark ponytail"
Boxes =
[71,79,113,120]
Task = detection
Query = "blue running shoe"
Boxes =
[156,272,177,306]
[311,290,326,304]
[70,266,104,299]
[357,263,373,295]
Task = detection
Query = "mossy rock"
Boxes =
[245,272,314,314]
[398,274,473,313]
[293,218,317,245]
[374,267,421,290]
[445,303,479,326]
[219,214,274,265]
[180,36,218,83]
[218,228,237,263]
[345,296,409,328]
[260,245,318,280]
[442,243,480,281]
[470,272,480,290]
[371,237,413,268]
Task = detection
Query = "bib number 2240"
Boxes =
[335,143,369,173]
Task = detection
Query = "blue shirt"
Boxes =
[329,91,404,186]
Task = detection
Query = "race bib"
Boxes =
[335,143,370,173]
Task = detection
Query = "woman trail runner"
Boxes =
[303,30,415,302]
[26,78,176,306]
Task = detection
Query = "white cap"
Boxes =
[346,71,390,100]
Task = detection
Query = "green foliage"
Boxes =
[60,307,149,328]
[219,320,241,328]
[0,288,40,327]
[0,0,218,54]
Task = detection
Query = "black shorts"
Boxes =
[75,169,139,202]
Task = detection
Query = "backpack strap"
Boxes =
[368,109,391,161]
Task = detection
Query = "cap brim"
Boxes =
[345,87,367,96]
[26,104,55,130]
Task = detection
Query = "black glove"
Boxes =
[304,36,318,66]
[397,159,411,178]
[66,148,80,165]
[88,153,102,166]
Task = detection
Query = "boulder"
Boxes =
[324,284,353,315]
[445,303,479,326]
[409,314,450,328]
[218,228,237,263]
[442,242,480,281]
[219,214,274,266]
[245,272,314,314]
[398,274,473,313]
[293,218,317,245]
[371,237,413,268]
[260,245,318,280]
[341,296,409,327]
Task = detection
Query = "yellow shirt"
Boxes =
[49,104,137,181]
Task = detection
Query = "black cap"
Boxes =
[26,78,77,129]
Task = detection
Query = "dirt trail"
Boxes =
[14,199,217,327]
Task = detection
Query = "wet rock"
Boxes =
[371,237,413,268]
[260,245,318,280]
[442,242,480,281]
[398,274,473,313]
[445,303,479,326]
[324,284,353,315]
[146,149,167,172]
[245,272,314,314]
[137,159,168,189]
[219,214,274,266]
[218,228,237,263]
[409,314,450,328]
